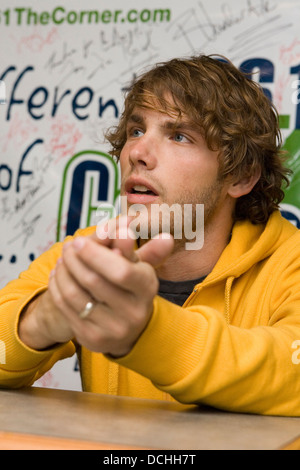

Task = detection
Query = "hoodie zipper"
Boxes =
[108,361,119,395]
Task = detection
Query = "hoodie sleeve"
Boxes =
[114,236,300,417]
[0,237,80,389]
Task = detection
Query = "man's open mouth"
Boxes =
[124,180,159,204]
[130,185,157,196]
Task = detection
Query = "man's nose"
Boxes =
[129,134,157,170]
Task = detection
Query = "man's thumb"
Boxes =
[136,234,174,267]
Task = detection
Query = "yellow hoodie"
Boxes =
[0,210,300,416]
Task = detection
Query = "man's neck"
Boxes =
[155,219,233,282]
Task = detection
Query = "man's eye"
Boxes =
[174,133,188,143]
[132,129,144,137]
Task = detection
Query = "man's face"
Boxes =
[119,105,231,246]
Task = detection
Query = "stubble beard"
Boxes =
[125,180,224,250]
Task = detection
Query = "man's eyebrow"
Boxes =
[162,120,199,132]
[127,113,145,125]
[127,113,199,132]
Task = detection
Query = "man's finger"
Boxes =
[111,227,138,261]
[91,215,137,259]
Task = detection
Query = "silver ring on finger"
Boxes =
[79,300,95,320]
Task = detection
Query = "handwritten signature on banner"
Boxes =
[43,27,156,85]
[167,0,291,59]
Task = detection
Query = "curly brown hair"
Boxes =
[106,55,290,224]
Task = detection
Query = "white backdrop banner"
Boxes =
[1,0,300,390]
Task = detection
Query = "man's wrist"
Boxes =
[18,294,58,351]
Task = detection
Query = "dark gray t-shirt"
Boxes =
[158,276,206,306]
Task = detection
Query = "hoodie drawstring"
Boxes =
[224,276,235,324]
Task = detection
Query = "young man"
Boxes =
[0,55,299,416]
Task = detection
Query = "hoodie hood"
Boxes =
[203,210,298,285]
[197,211,299,324]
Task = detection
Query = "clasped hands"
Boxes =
[22,217,174,357]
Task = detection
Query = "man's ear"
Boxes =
[227,167,261,199]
